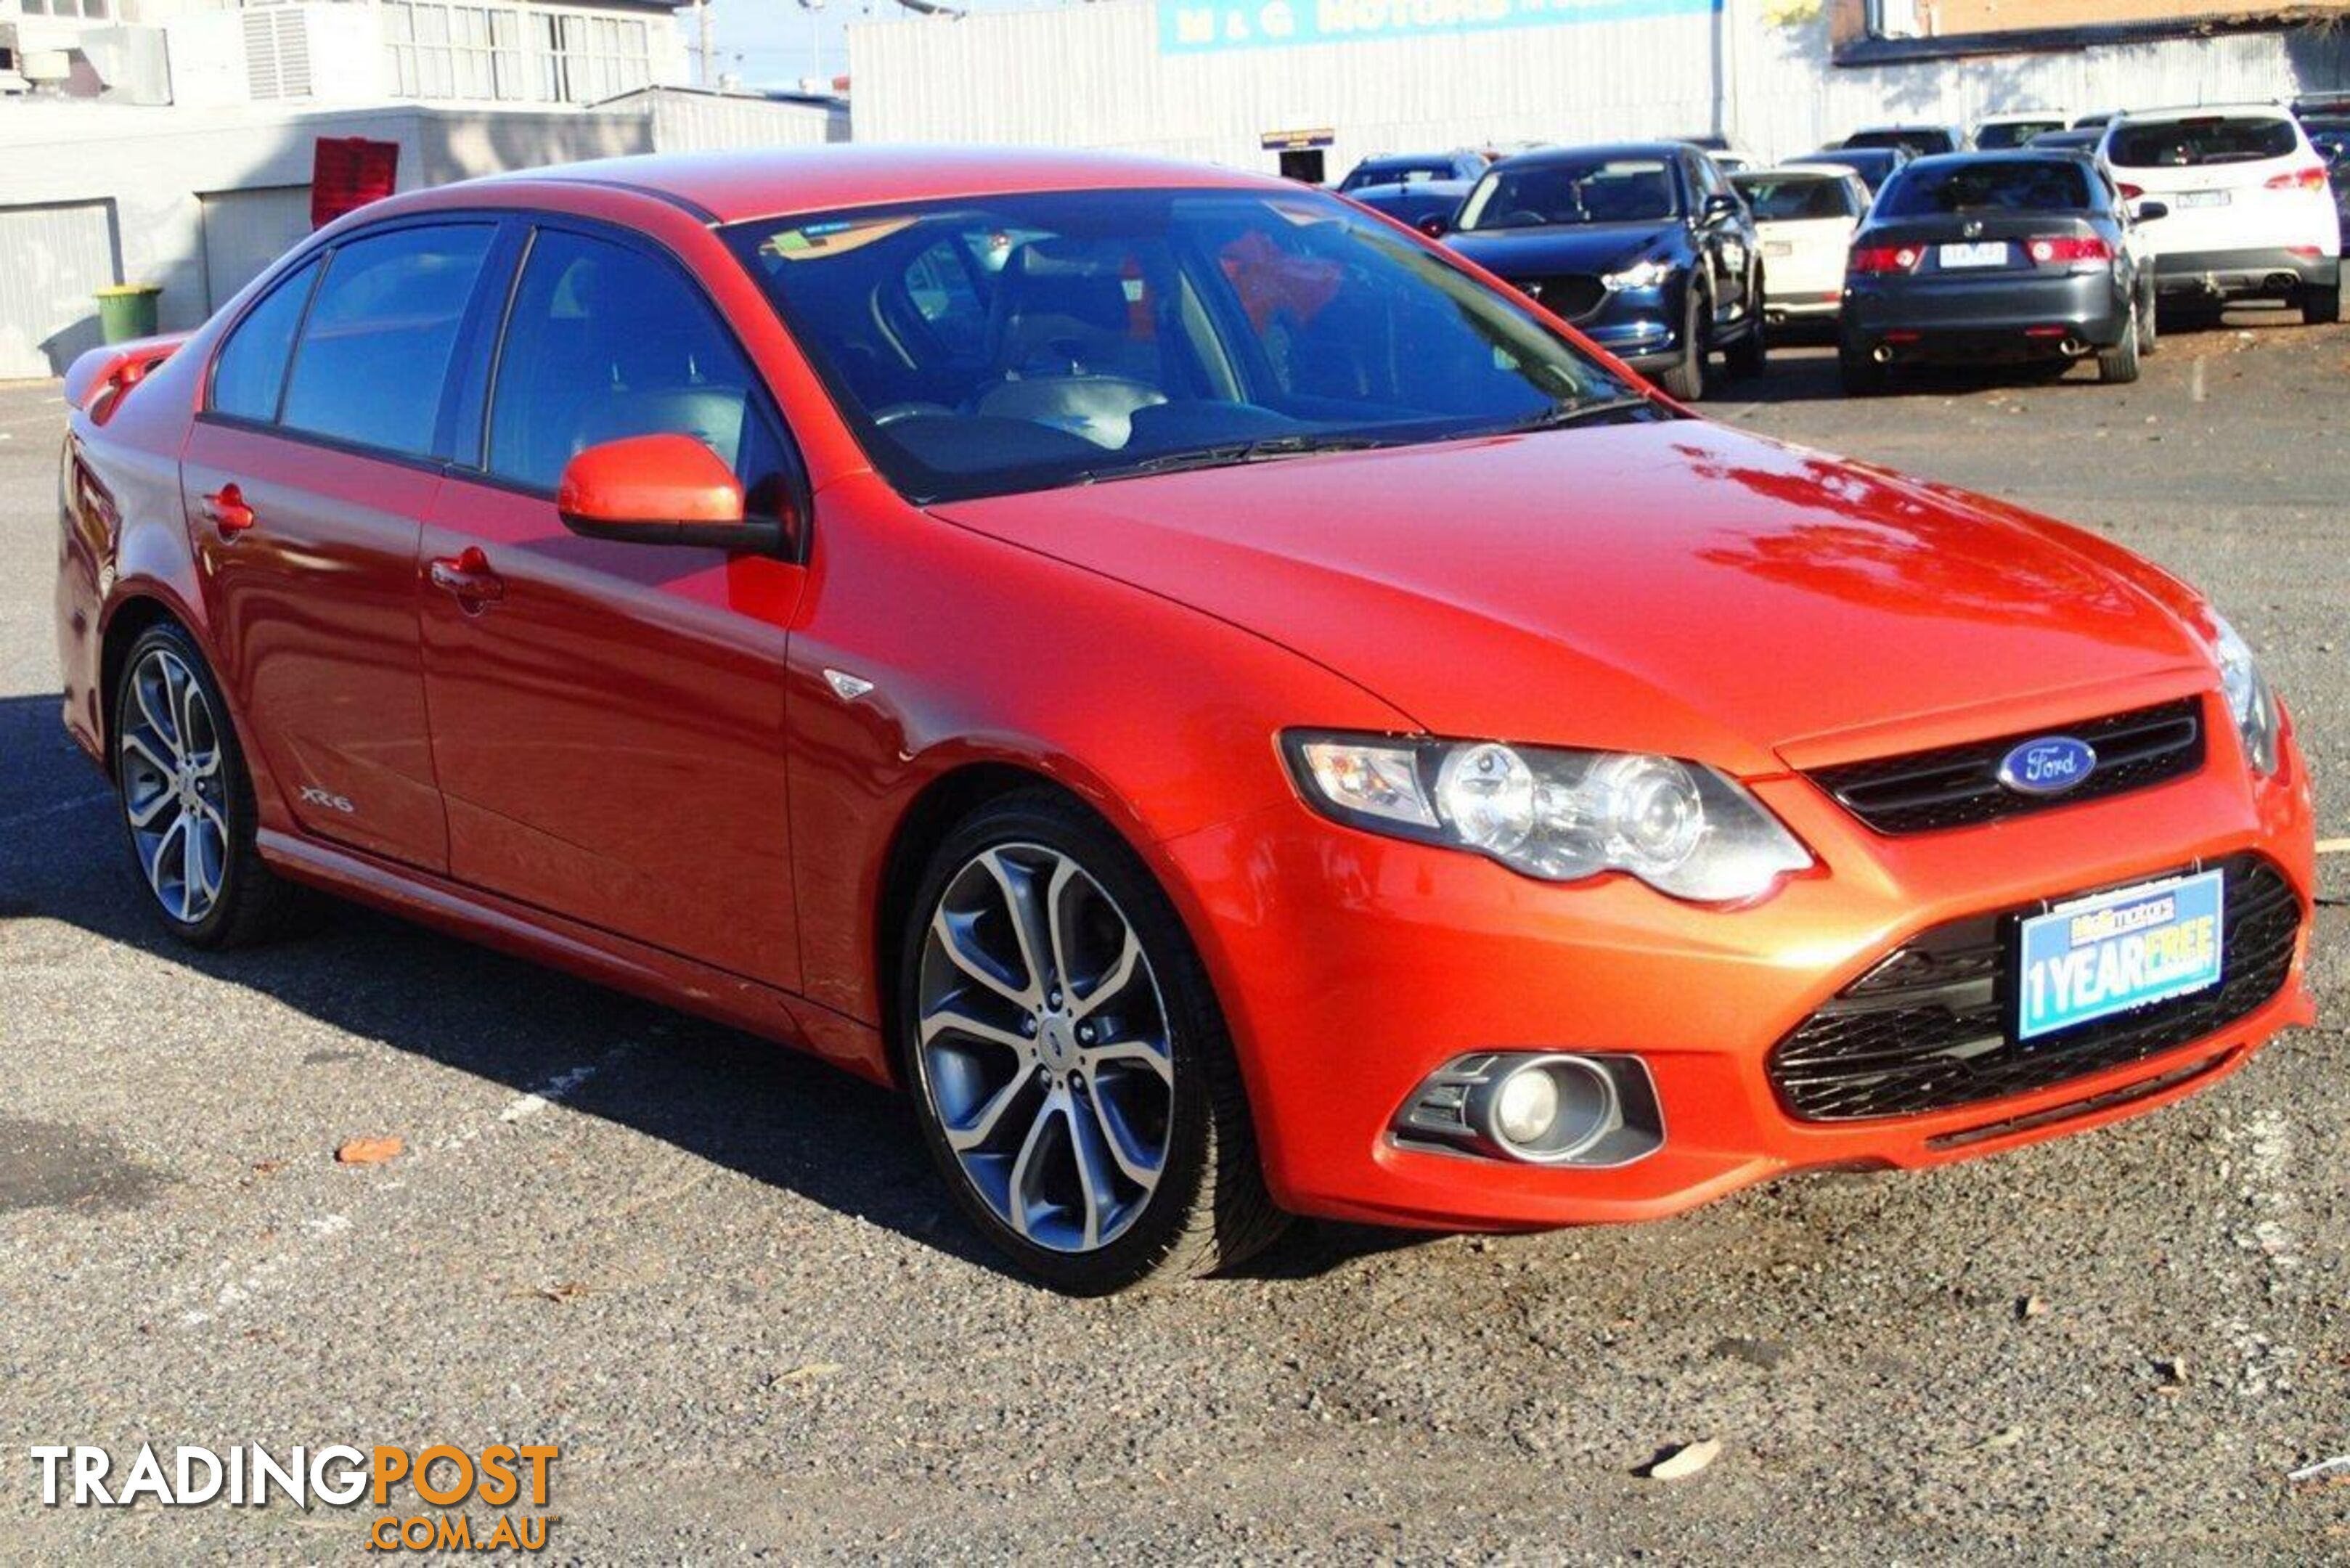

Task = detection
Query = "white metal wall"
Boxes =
[0,201,121,381]
[849,2,2350,176]
[199,184,316,314]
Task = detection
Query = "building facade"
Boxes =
[849,0,2350,184]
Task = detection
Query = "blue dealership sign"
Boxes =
[1158,0,1720,56]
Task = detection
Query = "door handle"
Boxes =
[201,483,256,538]
[428,546,505,610]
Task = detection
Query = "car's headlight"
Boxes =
[1602,258,1674,292]
[2206,611,2280,775]
[1282,732,1813,902]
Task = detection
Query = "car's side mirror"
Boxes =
[556,433,781,553]
[1700,193,1739,225]
[2131,199,2170,224]
[1417,212,1451,237]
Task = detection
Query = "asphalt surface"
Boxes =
[1,302,2346,1564]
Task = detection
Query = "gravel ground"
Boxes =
[0,302,2345,1564]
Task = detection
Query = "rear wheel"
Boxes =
[2301,279,2341,326]
[1659,289,1708,401]
[899,790,1284,1292]
[2097,302,2142,384]
[111,621,292,948]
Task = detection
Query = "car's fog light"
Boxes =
[1493,1063,1562,1146]
[1394,1053,1665,1167]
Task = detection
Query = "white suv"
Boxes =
[2099,105,2341,324]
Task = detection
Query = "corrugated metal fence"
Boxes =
[851,1,2350,175]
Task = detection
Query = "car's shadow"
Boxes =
[0,692,1398,1286]
[1739,298,2320,405]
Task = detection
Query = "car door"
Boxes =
[416,220,809,987]
[181,219,501,871]
[1686,153,1754,328]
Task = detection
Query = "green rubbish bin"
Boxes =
[94,284,163,344]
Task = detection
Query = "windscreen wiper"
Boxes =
[1491,395,1662,435]
[1073,433,1397,485]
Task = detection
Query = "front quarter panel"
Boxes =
[786,471,1416,1029]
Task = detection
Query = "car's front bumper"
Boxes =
[2151,245,2340,298]
[1842,268,2130,362]
[1162,689,2315,1231]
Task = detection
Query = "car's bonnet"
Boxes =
[1445,221,1678,273]
[926,420,2211,775]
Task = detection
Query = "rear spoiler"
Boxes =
[63,332,192,424]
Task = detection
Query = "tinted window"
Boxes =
[1790,150,1898,189]
[1878,159,2094,216]
[1456,156,1680,230]
[2108,116,2299,169]
[727,188,1648,505]
[1340,159,1453,191]
[1974,121,2062,150]
[210,258,317,422]
[1846,128,1957,155]
[1731,174,1858,221]
[281,224,491,456]
[488,229,770,495]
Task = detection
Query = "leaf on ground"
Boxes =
[1644,1438,1721,1481]
[334,1136,404,1166]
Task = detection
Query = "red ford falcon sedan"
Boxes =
[53,148,2315,1292]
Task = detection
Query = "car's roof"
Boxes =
[1498,141,1692,166]
[2113,102,2295,124]
[445,145,1281,224]
[1901,149,2086,168]
[1730,166,1851,181]
[1975,110,2065,121]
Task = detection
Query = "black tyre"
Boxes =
[2097,302,2142,384]
[897,788,1285,1292]
[111,620,293,947]
[2301,281,2341,326]
[1837,341,1887,396]
[2137,279,2158,354]
[1658,288,1708,401]
[1724,312,1768,380]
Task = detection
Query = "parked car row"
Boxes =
[1339,98,2342,401]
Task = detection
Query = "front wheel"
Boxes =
[1724,312,1768,380]
[111,621,292,947]
[899,790,1285,1292]
[1659,289,1708,401]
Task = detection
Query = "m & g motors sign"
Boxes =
[1157,0,1718,55]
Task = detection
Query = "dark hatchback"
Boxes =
[1440,142,1765,401]
[1337,152,1487,234]
[1784,146,1914,197]
[1839,152,2158,393]
[2305,118,2350,245]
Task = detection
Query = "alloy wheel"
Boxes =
[914,843,1174,1254]
[117,646,230,925]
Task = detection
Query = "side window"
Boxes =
[281,224,494,457]
[486,229,774,499]
[901,237,989,358]
[209,258,318,422]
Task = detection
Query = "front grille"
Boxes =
[1515,274,1606,321]
[1806,698,2204,836]
[1768,853,2300,1122]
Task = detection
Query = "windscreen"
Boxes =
[2107,116,2299,168]
[1731,174,1857,221]
[1974,120,2063,150]
[1877,159,2094,217]
[1455,157,1681,231]
[725,187,1652,504]
[1340,160,1451,190]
